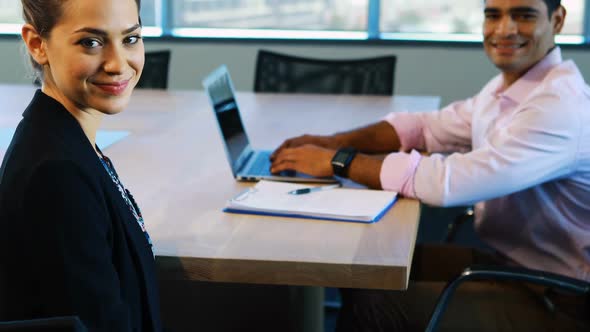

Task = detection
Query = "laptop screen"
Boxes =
[203,66,251,172]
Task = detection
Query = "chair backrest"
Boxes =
[0,316,87,331]
[254,50,396,96]
[136,50,171,89]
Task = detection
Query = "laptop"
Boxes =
[202,65,337,183]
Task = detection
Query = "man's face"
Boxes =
[483,0,565,77]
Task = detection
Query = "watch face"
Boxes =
[331,147,357,177]
[332,151,349,166]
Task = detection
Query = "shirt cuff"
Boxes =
[383,112,426,152]
[380,150,422,198]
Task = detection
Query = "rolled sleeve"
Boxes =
[413,99,581,207]
[384,112,426,152]
[380,149,422,198]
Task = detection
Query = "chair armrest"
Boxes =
[444,207,474,243]
[462,265,590,291]
[425,265,590,332]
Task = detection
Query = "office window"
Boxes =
[381,1,482,34]
[140,0,157,27]
[172,0,368,31]
[0,0,21,24]
[561,0,585,34]
[380,0,585,35]
[0,1,160,36]
[0,0,587,43]
[0,1,156,29]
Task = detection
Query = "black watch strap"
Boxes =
[331,147,357,177]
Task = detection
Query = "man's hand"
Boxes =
[270,144,336,177]
[270,134,340,161]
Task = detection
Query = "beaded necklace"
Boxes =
[97,151,154,257]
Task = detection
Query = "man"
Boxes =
[271,0,590,330]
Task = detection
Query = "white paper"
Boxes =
[227,180,397,222]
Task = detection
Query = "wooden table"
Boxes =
[0,84,440,291]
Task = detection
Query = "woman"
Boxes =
[0,0,162,330]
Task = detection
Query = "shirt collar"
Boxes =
[492,46,562,103]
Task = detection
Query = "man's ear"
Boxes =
[551,5,566,34]
[21,24,48,66]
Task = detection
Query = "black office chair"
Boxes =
[136,50,171,89]
[425,264,590,332]
[254,50,396,95]
[426,209,590,331]
[0,316,87,331]
[444,206,475,243]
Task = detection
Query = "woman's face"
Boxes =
[41,0,144,116]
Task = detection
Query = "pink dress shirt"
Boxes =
[381,47,590,281]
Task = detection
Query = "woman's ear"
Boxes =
[21,24,48,66]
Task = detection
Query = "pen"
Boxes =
[287,183,342,195]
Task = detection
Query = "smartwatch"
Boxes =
[331,147,357,178]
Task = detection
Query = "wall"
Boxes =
[2,37,589,105]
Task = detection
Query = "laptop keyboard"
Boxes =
[247,152,272,175]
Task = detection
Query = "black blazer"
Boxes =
[0,91,162,332]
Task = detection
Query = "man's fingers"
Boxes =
[271,138,300,160]
[272,148,295,165]
[271,158,296,174]
[270,143,287,160]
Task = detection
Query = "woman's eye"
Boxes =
[79,38,101,49]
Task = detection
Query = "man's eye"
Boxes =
[514,13,536,20]
[125,35,142,45]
